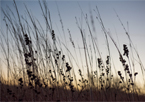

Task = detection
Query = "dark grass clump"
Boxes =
[1,81,145,101]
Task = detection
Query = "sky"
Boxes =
[0,0,145,88]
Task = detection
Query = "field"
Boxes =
[0,0,145,101]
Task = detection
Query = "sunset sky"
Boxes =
[0,0,145,88]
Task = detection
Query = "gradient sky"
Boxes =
[0,0,145,88]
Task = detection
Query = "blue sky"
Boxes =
[0,0,145,88]
[1,0,144,47]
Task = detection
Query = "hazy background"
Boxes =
[0,0,145,88]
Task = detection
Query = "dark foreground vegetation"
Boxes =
[0,0,145,101]
[1,81,145,101]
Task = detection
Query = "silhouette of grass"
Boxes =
[0,0,145,101]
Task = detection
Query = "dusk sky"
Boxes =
[0,0,145,88]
